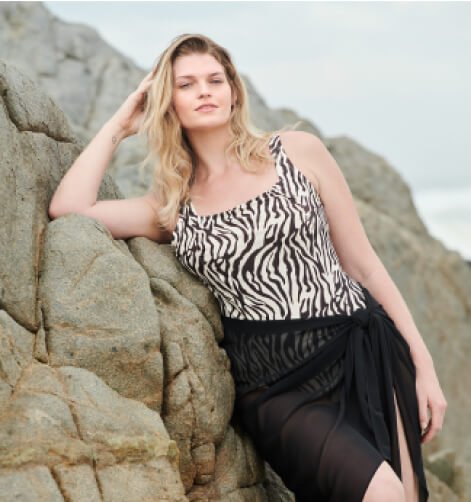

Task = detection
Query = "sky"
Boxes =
[44,1,471,259]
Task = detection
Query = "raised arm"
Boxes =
[48,69,170,242]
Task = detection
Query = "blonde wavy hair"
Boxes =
[137,33,304,230]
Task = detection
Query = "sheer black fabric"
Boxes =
[221,284,429,502]
[221,320,346,398]
[235,384,384,502]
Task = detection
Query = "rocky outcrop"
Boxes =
[0,58,268,501]
[0,359,184,501]
[1,2,469,501]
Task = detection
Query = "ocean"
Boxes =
[412,185,471,262]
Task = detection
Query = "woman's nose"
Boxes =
[197,84,211,96]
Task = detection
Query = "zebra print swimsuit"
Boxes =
[171,133,367,321]
[170,132,367,397]
[170,133,430,502]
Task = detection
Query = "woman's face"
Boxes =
[172,52,235,132]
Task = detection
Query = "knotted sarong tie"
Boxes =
[221,285,428,501]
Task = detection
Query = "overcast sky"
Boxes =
[44,1,471,257]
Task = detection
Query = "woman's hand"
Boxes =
[415,359,448,444]
[109,67,157,139]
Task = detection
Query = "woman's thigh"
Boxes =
[236,385,385,502]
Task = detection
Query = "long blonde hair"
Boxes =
[138,33,303,230]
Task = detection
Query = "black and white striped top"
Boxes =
[171,133,367,321]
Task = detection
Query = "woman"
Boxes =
[49,33,446,501]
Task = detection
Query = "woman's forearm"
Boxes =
[48,119,127,217]
[358,261,434,370]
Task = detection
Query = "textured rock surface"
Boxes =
[0,2,469,501]
[41,214,164,411]
[0,57,266,501]
[0,361,186,501]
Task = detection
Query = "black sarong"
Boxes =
[221,284,429,502]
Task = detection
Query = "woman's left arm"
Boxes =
[298,132,448,443]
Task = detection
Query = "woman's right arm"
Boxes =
[48,69,170,243]
[48,119,126,215]
[48,121,166,242]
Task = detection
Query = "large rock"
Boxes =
[0,57,267,501]
[0,361,186,501]
[0,2,469,500]
[41,214,164,411]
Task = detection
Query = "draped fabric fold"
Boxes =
[221,285,429,502]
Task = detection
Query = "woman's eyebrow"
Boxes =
[176,71,224,80]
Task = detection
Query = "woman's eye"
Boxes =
[179,80,223,89]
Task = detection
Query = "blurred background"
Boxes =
[42,1,471,261]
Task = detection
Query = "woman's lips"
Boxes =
[196,105,218,112]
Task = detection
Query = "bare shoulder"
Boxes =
[278,130,324,193]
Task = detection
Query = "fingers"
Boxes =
[135,74,155,109]
[139,78,154,92]
[420,399,447,444]
[145,67,157,80]
[417,386,429,433]
[138,68,157,89]
[133,67,158,114]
